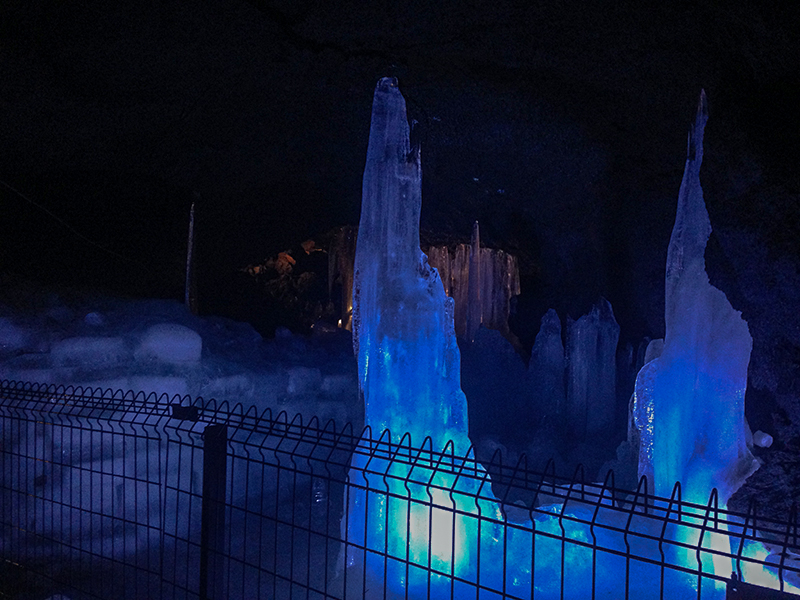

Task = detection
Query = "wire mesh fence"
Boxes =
[1,379,798,599]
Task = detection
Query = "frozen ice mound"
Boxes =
[286,366,323,395]
[135,323,202,364]
[526,308,565,418]
[0,283,362,431]
[566,297,619,438]
[0,317,28,355]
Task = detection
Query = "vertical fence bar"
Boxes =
[199,423,228,600]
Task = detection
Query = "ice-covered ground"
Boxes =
[0,285,797,599]
[0,280,362,429]
[0,280,365,599]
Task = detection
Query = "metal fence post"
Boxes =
[727,572,800,599]
[200,423,228,600]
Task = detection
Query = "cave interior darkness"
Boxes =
[1,0,800,519]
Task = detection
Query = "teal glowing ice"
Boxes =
[633,91,758,508]
[350,77,470,456]
[343,80,786,599]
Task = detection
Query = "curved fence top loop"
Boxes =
[623,475,651,537]
[449,442,480,487]
[487,446,504,471]
[402,436,435,482]
[499,453,532,507]
[427,443,457,486]
[569,463,586,491]
[235,403,262,442]
[287,411,304,429]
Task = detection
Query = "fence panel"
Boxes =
[2,380,799,600]
[0,382,169,599]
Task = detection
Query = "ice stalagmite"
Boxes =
[634,91,758,506]
[342,78,779,600]
[345,77,529,599]
[466,221,482,342]
[527,308,566,420]
[566,297,619,439]
[351,76,470,453]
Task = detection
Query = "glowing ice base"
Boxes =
[344,448,798,599]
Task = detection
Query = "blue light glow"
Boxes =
[344,79,786,599]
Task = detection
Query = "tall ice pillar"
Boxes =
[634,91,758,506]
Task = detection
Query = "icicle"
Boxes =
[466,220,482,341]
[184,200,198,315]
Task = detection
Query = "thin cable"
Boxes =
[1,178,149,268]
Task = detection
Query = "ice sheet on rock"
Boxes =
[424,231,521,344]
[453,243,470,336]
[466,221,483,341]
[135,323,202,364]
[526,309,566,420]
[565,297,619,439]
[634,91,758,506]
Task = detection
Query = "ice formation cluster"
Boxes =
[344,79,779,599]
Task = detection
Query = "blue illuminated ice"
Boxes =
[345,75,520,595]
[343,80,786,599]
[351,76,470,455]
[633,91,759,507]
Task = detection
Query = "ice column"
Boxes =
[351,76,470,455]
[345,77,532,599]
[634,91,758,506]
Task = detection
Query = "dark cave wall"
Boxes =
[1,0,800,463]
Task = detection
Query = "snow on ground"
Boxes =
[0,282,365,598]
[0,281,362,429]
